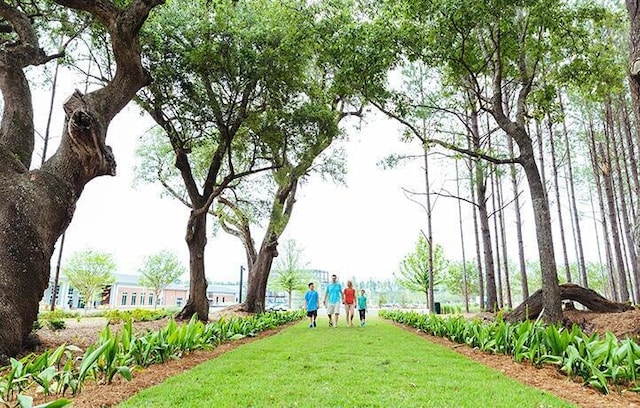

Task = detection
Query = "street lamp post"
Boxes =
[239,265,245,303]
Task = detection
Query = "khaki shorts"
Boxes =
[344,303,355,314]
[327,302,341,315]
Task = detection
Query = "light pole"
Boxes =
[239,265,245,303]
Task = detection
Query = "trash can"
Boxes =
[434,302,441,314]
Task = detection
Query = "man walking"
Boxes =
[323,274,343,327]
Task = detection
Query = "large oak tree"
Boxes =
[0,0,162,360]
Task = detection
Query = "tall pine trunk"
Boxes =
[497,173,513,308]
[589,121,618,300]
[470,108,497,311]
[602,102,630,301]
[491,166,504,309]
[424,148,435,313]
[547,117,572,283]
[507,136,529,300]
[456,160,470,312]
[612,107,639,302]
[559,94,588,287]
[470,155,485,310]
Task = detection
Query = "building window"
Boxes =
[131,292,137,306]
[121,292,128,305]
[140,293,145,306]
[176,297,183,307]
[149,293,153,305]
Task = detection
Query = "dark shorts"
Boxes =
[307,310,317,318]
[358,309,366,319]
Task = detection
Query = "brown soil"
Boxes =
[24,308,640,407]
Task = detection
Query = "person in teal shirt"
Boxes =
[323,274,343,327]
[357,289,367,327]
[304,282,319,328]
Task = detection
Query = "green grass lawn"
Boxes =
[119,314,574,408]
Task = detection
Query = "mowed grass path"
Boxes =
[120,314,574,408]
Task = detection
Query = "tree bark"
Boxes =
[455,160,470,312]
[243,177,299,313]
[470,108,497,311]
[497,173,512,308]
[600,103,630,301]
[0,0,163,360]
[507,135,529,300]
[490,162,504,309]
[423,148,435,313]
[612,106,639,303]
[505,283,633,323]
[176,210,209,321]
[490,97,562,322]
[243,235,279,313]
[470,156,485,310]
[547,116,572,283]
[559,94,588,287]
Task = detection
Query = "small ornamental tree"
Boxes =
[269,240,309,308]
[63,250,116,311]
[395,235,447,309]
[138,251,186,309]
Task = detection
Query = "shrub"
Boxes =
[32,320,43,331]
[46,319,66,331]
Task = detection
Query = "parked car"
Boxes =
[266,302,289,311]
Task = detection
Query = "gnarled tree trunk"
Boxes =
[0,0,162,360]
[505,283,633,323]
[243,235,279,313]
[176,210,209,321]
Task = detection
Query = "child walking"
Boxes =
[304,282,319,328]
[357,289,367,327]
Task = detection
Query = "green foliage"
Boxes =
[62,250,116,311]
[103,308,172,324]
[269,239,310,307]
[0,311,304,404]
[444,260,479,298]
[395,235,446,301]
[381,309,640,394]
[38,310,80,320]
[45,320,66,331]
[137,251,186,309]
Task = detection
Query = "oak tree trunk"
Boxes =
[176,211,209,321]
[243,236,278,313]
[0,0,162,360]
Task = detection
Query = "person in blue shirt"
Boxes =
[323,274,343,327]
[304,282,319,328]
